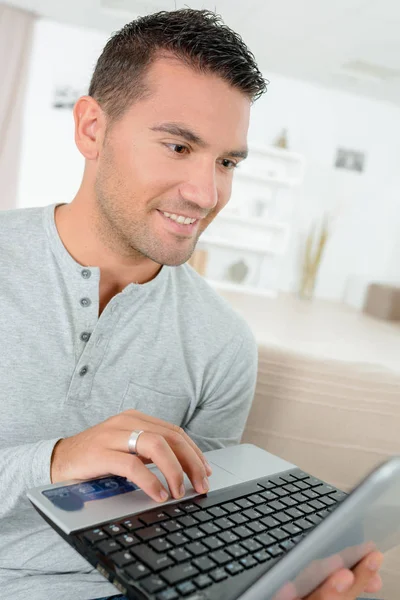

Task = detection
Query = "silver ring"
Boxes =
[128,430,145,455]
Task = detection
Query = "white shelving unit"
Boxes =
[197,143,305,297]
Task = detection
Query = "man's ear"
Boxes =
[73,96,106,160]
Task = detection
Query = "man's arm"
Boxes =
[184,325,258,451]
[0,438,62,518]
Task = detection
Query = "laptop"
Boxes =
[27,444,400,600]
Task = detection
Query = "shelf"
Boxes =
[247,143,305,164]
[235,170,302,187]
[216,214,288,230]
[206,279,277,298]
[199,235,280,255]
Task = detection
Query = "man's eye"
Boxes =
[167,144,188,155]
[221,159,238,170]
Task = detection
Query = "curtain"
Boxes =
[0,3,36,210]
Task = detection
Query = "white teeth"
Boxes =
[162,211,196,225]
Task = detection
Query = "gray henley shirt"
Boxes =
[0,203,257,599]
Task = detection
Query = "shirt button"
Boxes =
[80,332,91,342]
[79,366,89,377]
[81,269,91,279]
[80,297,91,307]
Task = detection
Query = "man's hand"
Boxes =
[274,551,383,600]
[51,409,212,502]
[303,551,383,600]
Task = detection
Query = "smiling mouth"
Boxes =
[160,210,198,225]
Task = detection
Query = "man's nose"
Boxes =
[178,164,218,211]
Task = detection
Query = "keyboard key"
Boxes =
[230,513,249,525]
[167,532,189,546]
[273,487,289,498]
[208,506,227,518]
[282,484,299,494]
[256,504,274,516]
[248,494,265,505]
[179,502,200,513]
[295,519,314,531]
[260,516,279,529]
[97,539,121,555]
[193,510,213,523]
[131,545,174,572]
[269,501,286,511]
[104,524,125,536]
[301,475,321,485]
[226,544,247,559]
[241,538,262,553]
[233,526,253,539]
[309,499,326,511]
[235,498,254,509]
[176,580,197,596]
[83,528,107,544]
[192,556,216,572]
[221,502,241,513]
[140,511,169,526]
[243,508,262,520]
[214,517,234,530]
[163,563,199,586]
[330,491,347,502]
[274,512,291,524]
[163,505,185,518]
[280,539,296,552]
[294,480,310,491]
[124,562,150,580]
[218,531,239,544]
[285,507,304,519]
[202,536,224,550]
[240,555,258,569]
[260,490,278,502]
[169,547,191,563]
[298,503,314,514]
[156,588,179,600]
[137,525,166,541]
[267,545,283,558]
[162,520,182,533]
[209,549,231,565]
[210,567,228,582]
[178,515,198,528]
[141,574,166,594]
[199,522,221,536]
[307,513,323,526]
[281,497,297,508]
[186,541,208,556]
[303,489,318,500]
[110,550,135,567]
[247,521,266,534]
[149,537,173,553]
[194,574,213,589]
[258,480,275,490]
[120,517,144,531]
[269,528,288,541]
[254,549,271,562]
[320,495,337,507]
[314,484,336,496]
[256,532,276,547]
[225,561,244,575]
[292,493,308,503]
[185,527,205,541]
[116,533,140,548]
[282,523,302,536]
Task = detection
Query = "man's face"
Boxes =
[94,56,251,266]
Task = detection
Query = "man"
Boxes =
[0,8,382,600]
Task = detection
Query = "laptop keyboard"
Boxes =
[76,468,347,600]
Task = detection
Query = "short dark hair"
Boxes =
[88,9,268,122]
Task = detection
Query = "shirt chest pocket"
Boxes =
[119,381,191,426]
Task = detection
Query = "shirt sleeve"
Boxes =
[0,438,62,518]
[184,324,258,452]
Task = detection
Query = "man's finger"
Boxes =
[122,410,212,474]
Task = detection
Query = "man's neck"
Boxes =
[54,201,162,314]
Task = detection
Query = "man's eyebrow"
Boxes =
[150,122,248,160]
